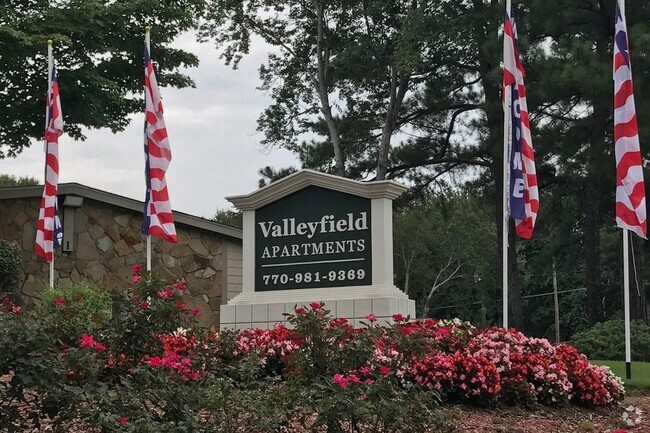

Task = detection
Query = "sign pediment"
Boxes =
[226,169,407,211]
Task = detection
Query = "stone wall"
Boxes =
[0,195,241,328]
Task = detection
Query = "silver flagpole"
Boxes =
[145,26,152,272]
[623,228,632,379]
[47,40,55,288]
[502,0,513,329]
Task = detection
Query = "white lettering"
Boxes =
[258,222,273,238]
[354,212,368,230]
[512,152,522,170]
[513,178,525,198]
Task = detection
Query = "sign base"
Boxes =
[220,285,415,330]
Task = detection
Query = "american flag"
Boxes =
[141,45,177,242]
[614,0,646,238]
[503,6,538,239]
[35,66,64,262]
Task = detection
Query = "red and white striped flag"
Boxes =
[614,0,646,238]
[35,66,64,262]
[503,6,538,239]
[141,45,177,242]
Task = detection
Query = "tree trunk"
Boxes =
[584,33,609,326]
[376,68,409,180]
[313,0,346,177]
[584,172,604,325]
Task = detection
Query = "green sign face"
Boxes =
[255,186,372,291]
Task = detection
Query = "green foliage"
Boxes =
[0,240,21,296]
[273,306,452,433]
[212,208,243,229]
[393,192,499,325]
[572,320,650,362]
[0,0,204,158]
[0,174,39,187]
[34,282,112,345]
[0,272,201,432]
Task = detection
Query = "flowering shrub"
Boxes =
[0,276,627,432]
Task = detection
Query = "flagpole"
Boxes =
[47,40,55,288]
[145,26,152,272]
[623,228,632,379]
[502,0,512,329]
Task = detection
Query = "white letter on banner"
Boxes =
[512,152,522,170]
[513,178,525,198]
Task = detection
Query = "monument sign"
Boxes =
[220,170,415,330]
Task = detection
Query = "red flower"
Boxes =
[295,307,305,315]
[309,302,321,310]
[189,308,201,316]
[140,302,150,309]
[158,289,173,298]
[174,282,186,291]
[435,326,451,338]
[54,297,65,305]
[332,374,350,388]
[148,356,164,367]
[175,301,187,310]
[378,365,391,375]
[366,313,377,322]
[392,313,404,323]
[80,334,96,348]
[132,275,142,284]
[94,343,106,352]
[11,305,21,313]
[132,264,143,275]
[119,416,128,426]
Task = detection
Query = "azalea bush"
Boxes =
[0,270,627,432]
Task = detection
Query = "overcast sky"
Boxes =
[0,33,300,219]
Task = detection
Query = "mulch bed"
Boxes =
[448,392,649,433]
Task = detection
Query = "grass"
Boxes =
[591,360,650,390]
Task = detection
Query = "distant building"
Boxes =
[0,183,243,327]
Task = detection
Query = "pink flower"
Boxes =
[158,289,173,298]
[359,366,372,375]
[148,356,164,367]
[132,275,142,284]
[80,334,97,348]
[11,305,21,313]
[119,416,128,426]
[366,313,377,322]
[378,365,391,375]
[54,297,65,305]
[332,374,350,388]
[295,307,305,315]
[189,308,201,316]
[187,371,201,381]
[94,343,106,352]
[435,326,451,338]
[360,394,367,401]
[174,282,186,291]
[392,313,404,323]
[175,301,187,310]
[309,302,321,310]
[131,264,143,275]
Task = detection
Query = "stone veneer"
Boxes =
[0,186,243,328]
